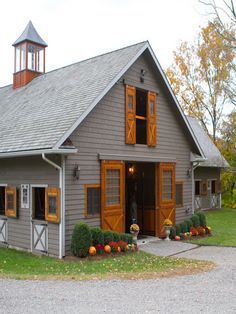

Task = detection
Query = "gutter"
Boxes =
[42,153,64,259]
[0,148,77,159]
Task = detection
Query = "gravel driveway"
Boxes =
[0,244,235,314]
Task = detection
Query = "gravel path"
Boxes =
[0,245,235,314]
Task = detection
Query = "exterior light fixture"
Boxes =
[140,69,145,83]
[73,164,80,180]
[128,165,135,175]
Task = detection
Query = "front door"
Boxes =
[156,163,176,237]
[101,160,125,233]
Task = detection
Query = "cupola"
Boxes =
[12,21,47,89]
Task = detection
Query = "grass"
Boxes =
[188,208,236,247]
[0,248,212,280]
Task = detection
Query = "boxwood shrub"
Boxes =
[196,211,207,227]
[180,222,187,233]
[170,226,176,239]
[175,224,181,236]
[120,233,133,244]
[191,214,200,228]
[71,222,92,257]
[103,230,114,245]
[90,227,104,246]
[184,220,193,232]
[113,232,121,242]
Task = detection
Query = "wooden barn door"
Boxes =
[156,163,176,237]
[101,161,125,233]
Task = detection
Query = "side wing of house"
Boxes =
[64,50,199,253]
[0,156,61,256]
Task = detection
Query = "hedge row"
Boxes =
[71,223,133,257]
[170,211,207,239]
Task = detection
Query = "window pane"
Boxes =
[16,47,21,72]
[106,169,120,205]
[36,48,44,72]
[211,180,216,194]
[48,195,57,214]
[34,188,45,220]
[21,44,26,70]
[162,170,172,200]
[87,187,100,215]
[128,95,133,110]
[28,45,35,70]
[176,183,183,207]
[7,194,14,210]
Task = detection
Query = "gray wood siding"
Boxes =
[65,51,196,253]
[0,156,60,256]
[194,167,220,209]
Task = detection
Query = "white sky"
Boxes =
[0,0,210,87]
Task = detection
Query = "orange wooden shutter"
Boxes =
[5,186,17,218]
[147,91,157,147]
[45,187,60,223]
[125,85,136,144]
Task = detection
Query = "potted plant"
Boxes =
[130,223,140,243]
[163,219,173,241]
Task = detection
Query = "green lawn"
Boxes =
[0,248,212,280]
[189,208,236,247]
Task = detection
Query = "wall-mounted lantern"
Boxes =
[73,164,80,180]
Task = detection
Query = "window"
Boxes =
[162,170,173,201]
[5,187,17,218]
[211,180,216,194]
[125,85,157,147]
[0,187,5,215]
[106,169,120,205]
[201,180,208,196]
[176,182,183,207]
[195,180,201,196]
[15,43,26,72]
[32,187,45,220]
[85,185,100,217]
[45,187,60,223]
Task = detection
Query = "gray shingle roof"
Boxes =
[0,42,146,153]
[13,21,47,47]
[187,116,229,168]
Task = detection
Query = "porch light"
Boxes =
[73,164,80,180]
[128,165,135,175]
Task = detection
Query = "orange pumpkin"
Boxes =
[104,245,111,253]
[89,246,96,256]
[117,246,121,253]
[175,236,180,241]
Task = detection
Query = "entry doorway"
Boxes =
[125,162,155,236]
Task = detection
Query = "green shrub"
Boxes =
[103,230,114,245]
[170,226,176,239]
[71,222,92,258]
[113,232,121,242]
[180,222,187,233]
[191,214,200,228]
[126,233,133,244]
[184,220,192,232]
[90,227,104,246]
[175,224,181,236]
[196,211,207,227]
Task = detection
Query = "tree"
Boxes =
[166,20,235,142]
[218,110,236,193]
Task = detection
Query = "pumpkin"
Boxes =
[89,246,96,256]
[104,245,111,253]
[175,236,180,241]
[117,246,121,253]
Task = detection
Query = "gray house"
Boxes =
[0,22,224,258]
[187,117,229,210]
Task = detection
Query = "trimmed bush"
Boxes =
[191,214,200,228]
[170,226,176,240]
[196,211,207,227]
[90,227,104,246]
[113,232,121,242]
[71,222,92,257]
[126,233,133,244]
[180,222,187,233]
[175,224,181,236]
[103,230,114,245]
[184,220,192,232]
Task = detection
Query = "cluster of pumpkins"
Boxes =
[88,243,136,256]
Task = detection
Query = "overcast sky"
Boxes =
[0,0,210,87]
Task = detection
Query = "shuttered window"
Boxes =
[5,186,17,218]
[45,187,60,223]
[201,180,208,196]
[147,91,157,146]
[125,85,136,144]
[85,185,100,217]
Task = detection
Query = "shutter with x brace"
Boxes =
[125,85,136,144]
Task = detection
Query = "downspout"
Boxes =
[191,162,200,214]
[42,153,64,259]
